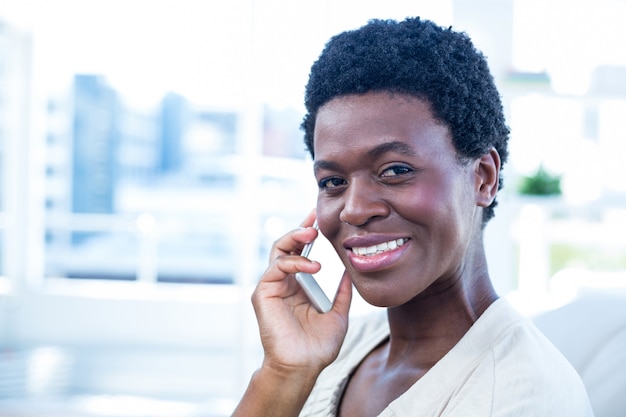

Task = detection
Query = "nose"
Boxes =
[338,178,390,226]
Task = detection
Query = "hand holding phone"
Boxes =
[295,221,334,313]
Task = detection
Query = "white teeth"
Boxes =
[351,238,407,256]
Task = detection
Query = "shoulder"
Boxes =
[437,299,593,416]
[478,300,594,416]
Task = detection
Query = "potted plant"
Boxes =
[517,164,562,197]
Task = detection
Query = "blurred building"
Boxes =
[71,75,119,214]
[42,73,312,284]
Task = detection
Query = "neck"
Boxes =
[384,240,498,368]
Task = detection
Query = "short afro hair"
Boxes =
[301,17,509,224]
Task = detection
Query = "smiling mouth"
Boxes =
[350,238,408,256]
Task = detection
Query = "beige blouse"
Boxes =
[299,298,594,416]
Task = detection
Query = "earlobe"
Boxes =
[475,148,501,207]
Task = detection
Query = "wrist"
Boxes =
[259,358,322,390]
[231,363,319,417]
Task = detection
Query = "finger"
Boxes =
[299,208,317,228]
[331,270,353,317]
[261,255,321,284]
[267,210,316,260]
[270,225,318,260]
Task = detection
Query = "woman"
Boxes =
[233,17,593,416]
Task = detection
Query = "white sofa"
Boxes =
[533,290,626,417]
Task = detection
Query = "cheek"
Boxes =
[315,200,348,263]
[412,179,475,242]
[394,185,443,221]
[394,181,469,241]
[316,196,341,236]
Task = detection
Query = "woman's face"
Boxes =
[313,92,483,308]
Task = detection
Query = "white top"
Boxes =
[300,298,594,416]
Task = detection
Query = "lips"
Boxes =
[344,235,410,273]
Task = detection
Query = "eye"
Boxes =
[318,176,347,190]
[380,164,414,178]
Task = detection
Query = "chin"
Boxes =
[357,290,404,309]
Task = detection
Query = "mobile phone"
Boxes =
[295,221,343,313]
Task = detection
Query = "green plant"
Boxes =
[517,165,562,196]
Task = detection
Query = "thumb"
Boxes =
[331,271,353,316]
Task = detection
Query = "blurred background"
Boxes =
[0,0,625,416]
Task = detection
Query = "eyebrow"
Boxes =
[313,159,339,173]
[366,141,417,159]
[313,141,417,173]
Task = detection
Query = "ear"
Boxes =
[474,147,501,207]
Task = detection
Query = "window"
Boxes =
[1,1,453,291]
[507,0,626,297]
[0,22,32,293]
[42,77,261,284]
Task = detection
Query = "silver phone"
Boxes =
[295,221,342,313]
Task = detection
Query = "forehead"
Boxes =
[313,92,453,160]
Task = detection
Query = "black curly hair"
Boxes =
[301,17,509,224]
